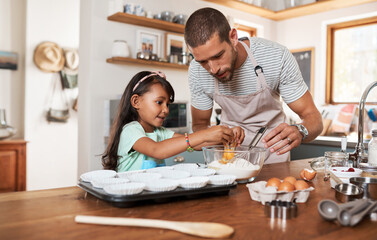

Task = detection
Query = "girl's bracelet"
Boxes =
[185,133,194,152]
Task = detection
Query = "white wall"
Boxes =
[24,0,80,190]
[78,0,275,174]
[0,0,26,138]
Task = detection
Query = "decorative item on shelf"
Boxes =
[33,41,65,73]
[134,4,144,16]
[136,29,161,59]
[0,109,17,140]
[124,3,135,14]
[165,33,187,62]
[172,14,187,25]
[161,11,174,22]
[112,40,130,58]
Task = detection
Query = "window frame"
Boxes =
[235,24,257,37]
[326,16,377,104]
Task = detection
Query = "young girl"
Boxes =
[102,71,242,172]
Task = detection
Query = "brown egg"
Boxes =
[304,169,317,180]
[294,180,310,190]
[300,169,306,179]
[300,168,317,181]
[278,181,295,192]
[266,177,281,188]
[283,176,297,185]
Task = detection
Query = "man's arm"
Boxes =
[191,106,212,132]
[262,91,323,155]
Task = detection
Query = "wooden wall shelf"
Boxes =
[205,0,376,21]
[107,12,185,34]
[106,57,188,70]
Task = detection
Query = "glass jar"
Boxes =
[324,151,348,167]
[111,40,130,57]
[0,109,17,140]
[368,129,377,166]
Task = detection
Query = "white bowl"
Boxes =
[330,167,362,178]
[202,145,267,182]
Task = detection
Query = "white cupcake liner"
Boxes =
[173,163,199,172]
[246,181,315,205]
[91,177,129,189]
[190,168,216,176]
[116,169,146,179]
[160,170,191,179]
[80,170,117,182]
[208,175,236,185]
[103,182,146,195]
[145,179,179,192]
[146,166,174,173]
[127,172,162,183]
[179,176,209,189]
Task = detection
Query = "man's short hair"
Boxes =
[184,8,231,48]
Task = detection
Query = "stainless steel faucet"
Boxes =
[348,81,377,167]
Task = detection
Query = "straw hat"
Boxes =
[33,42,65,73]
[63,48,79,75]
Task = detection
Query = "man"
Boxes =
[184,8,323,163]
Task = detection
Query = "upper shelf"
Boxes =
[107,12,185,34]
[204,0,376,21]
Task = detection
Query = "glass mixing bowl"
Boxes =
[202,145,267,183]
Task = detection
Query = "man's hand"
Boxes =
[262,123,303,155]
[231,126,245,147]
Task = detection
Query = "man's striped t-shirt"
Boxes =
[188,37,308,111]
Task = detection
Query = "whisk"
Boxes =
[223,126,267,163]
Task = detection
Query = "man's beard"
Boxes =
[211,49,238,83]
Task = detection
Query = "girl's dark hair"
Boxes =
[102,71,175,170]
[184,7,231,48]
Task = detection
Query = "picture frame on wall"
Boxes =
[0,51,18,70]
[290,47,315,95]
[165,32,187,58]
[136,30,161,57]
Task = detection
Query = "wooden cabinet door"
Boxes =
[0,150,17,192]
[0,140,26,192]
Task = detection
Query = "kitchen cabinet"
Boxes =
[106,12,188,69]
[0,140,26,192]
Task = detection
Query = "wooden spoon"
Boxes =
[75,215,234,239]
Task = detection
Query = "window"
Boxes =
[326,16,377,104]
[235,24,257,38]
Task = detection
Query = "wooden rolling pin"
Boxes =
[75,215,234,239]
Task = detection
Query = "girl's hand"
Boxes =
[204,125,233,144]
[231,126,245,147]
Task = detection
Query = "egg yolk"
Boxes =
[222,149,235,160]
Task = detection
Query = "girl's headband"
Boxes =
[132,71,166,92]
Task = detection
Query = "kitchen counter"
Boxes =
[1,159,376,240]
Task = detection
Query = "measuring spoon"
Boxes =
[349,201,377,226]
[337,199,371,226]
[318,199,367,221]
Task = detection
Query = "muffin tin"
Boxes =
[78,168,237,207]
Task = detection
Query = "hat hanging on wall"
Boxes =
[33,42,65,73]
[61,48,79,89]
